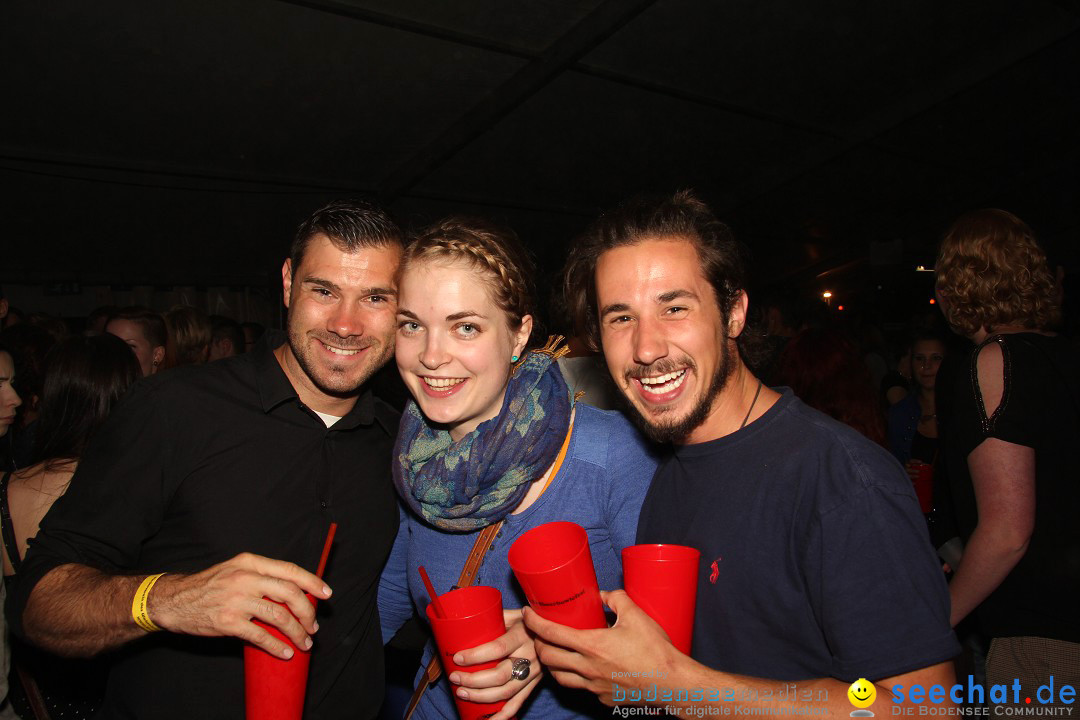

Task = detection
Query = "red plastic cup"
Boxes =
[244,594,316,720]
[507,521,606,630]
[426,585,507,720]
[913,463,934,514]
[622,544,700,655]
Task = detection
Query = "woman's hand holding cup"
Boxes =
[448,608,542,720]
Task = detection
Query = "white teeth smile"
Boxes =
[324,344,360,356]
[423,377,466,389]
[639,370,687,394]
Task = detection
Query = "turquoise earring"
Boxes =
[511,355,519,363]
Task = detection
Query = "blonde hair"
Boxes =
[403,216,536,331]
[935,209,1060,337]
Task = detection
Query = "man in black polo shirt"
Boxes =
[7,200,404,719]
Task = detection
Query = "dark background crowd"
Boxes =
[3,2,1078,717]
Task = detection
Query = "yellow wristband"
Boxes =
[132,573,166,633]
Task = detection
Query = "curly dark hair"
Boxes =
[561,189,748,352]
[935,209,1060,337]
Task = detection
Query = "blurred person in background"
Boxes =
[163,305,212,368]
[240,322,265,353]
[105,307,166,377]
[2,309,22,332]
[24,315,69,345]
[208,315,244,361]
[887,331,947,518]
[774,326,887,446]
[748,290,802,383]
[0,343,22,469]
[1,334,140,719]
[882,341,913,405]
[887,331,947,466]
[84,306,118,337]
[0,326,57,470]
[0,341,21,719]
[936,209,1080,702]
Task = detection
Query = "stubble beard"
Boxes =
[287,321,393,398]
[623,336,735,444]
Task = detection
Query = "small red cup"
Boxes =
[913,463,934,514]
[426,585,507,720]
[622,544,700,655]
[244,594,316,720]
[508,521,606,630]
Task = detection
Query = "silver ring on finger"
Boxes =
[510,657,531,682]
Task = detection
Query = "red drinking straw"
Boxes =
[315,523,337,579]
[418,566,445,618]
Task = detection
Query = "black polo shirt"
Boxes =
[7,331,400,719]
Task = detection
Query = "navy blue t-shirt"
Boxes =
[637,389,959,682]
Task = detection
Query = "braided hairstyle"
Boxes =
[403,216,539,340]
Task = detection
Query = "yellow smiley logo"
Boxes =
[847,678,876,709]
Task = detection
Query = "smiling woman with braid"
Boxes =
[377,217,659,720]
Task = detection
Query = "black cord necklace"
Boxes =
[740,378,764,429]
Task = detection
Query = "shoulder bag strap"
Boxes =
[403,520,502,720]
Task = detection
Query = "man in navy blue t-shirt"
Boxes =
[525,191,959,716]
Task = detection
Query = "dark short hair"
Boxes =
[107,306,168,349]
[34,334,140,464]
[909,329,949,355]
[240,321,265,344]
[210,315,245,354]
[562,189,748,351]
[290,199,403,272]
[87,305,118,329]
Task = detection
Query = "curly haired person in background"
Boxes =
[936,209,1079,704]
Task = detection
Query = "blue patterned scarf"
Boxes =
[393,338,573,532]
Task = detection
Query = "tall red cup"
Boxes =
[244,594,316,720]
[913,463,934,514]
[507,521,606,629]
[622,544,700,655]
[426,585,507,720]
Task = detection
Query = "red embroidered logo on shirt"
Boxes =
[709,558,720,584]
